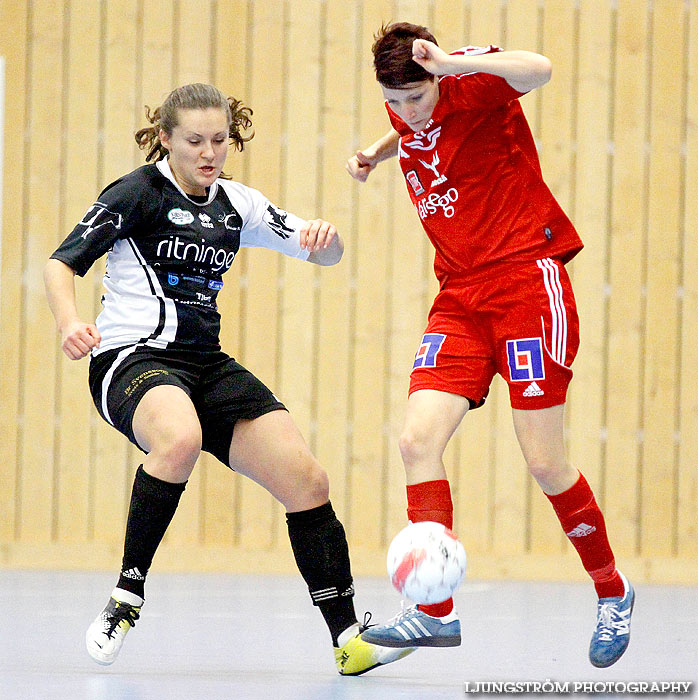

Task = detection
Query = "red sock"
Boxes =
[546,472,624,598]
[406,479,455,617]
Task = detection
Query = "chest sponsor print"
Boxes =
[168,208,195,225]
[417,188,459,220]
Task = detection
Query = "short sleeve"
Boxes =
[444,45,527,110]
[218,180,311,260]
[50,170,156,276]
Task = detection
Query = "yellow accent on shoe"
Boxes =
[334,632,416,676]
[85,597,141,666]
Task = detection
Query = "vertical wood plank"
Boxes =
[17,0,65,542]
[346,0,393,549]
[640,0,685,557]
[566,0,613,537]
[0,0,28,544]
[272,0,323,548]
[526,0,577,554]
[200,0,251,548]
[234,0,286,549]
[314,0,361,524]
[162,0,216,550]
[430,0,471,549]
[677,0,698,559]
[55,0,102,544]
[604,0,649,557]
[502,0,553,558]
[176,0,213,86]
[90,0,140,547]
[382,0,434,546]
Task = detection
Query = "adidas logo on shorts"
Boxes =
[523,381,544,397]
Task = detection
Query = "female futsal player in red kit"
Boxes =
[346,22,634,668]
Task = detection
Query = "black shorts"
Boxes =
[89,345,286,466]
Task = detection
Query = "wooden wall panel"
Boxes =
[18,0,65,543]
[382,0,433,546]
[55,0,102,544]
[678,0,698,559]
[200,0,250,548]
[313,0,359,523]
[567,0,612,510]
[640,0,685,556]
[1,0,696,585]
[0,0,28,546]
[345,0,393,550]
[605,0,649,557]
[234,0,286,550]
[89,0,139,548]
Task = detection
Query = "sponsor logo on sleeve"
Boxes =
[264,204,294,239]
[78,202,123,239]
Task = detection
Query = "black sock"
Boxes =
[286,501,357,645]
[116,465,187,599]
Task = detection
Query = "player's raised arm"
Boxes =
[346,128,401,182]
[412,39,552,93]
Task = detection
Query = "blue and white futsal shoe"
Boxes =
[589,571,635,667]
[361,603,461,648]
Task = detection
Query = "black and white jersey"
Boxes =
[51,158,310,355]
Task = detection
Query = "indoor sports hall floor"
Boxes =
[0,570,695,700]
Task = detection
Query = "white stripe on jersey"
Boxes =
[537,258,567,365]
[95,237,178,355]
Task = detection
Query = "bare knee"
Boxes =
[398,425,437,468]
[145,429,202,482]
[526,458,577,494]
[299,460,330,507]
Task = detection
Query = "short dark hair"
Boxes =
[372,22,438,88]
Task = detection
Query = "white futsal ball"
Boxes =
[387,521,467,604]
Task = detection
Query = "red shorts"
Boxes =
[409,258,580,410]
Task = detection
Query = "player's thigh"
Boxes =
[493,259,579,410]
[511,403,566,466]
[132,384,202,459]
[228,409,328,511]
[401,389,471,455]
[89,345,199,453]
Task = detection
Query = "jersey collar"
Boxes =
[156,157,219,205]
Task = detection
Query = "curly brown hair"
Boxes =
[135,83,254,177]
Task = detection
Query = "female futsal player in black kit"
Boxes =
[44,82,414,676]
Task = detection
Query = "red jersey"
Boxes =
[387,46,583,285]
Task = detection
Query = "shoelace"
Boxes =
[105,603,140,639]
[595,601,629,642]
[385,600,418,626]
[359,611,373,633]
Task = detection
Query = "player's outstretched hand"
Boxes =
[346,151,377,182]
[301,218,338,253]
[411,39,451,75]
[61,320,101,360]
